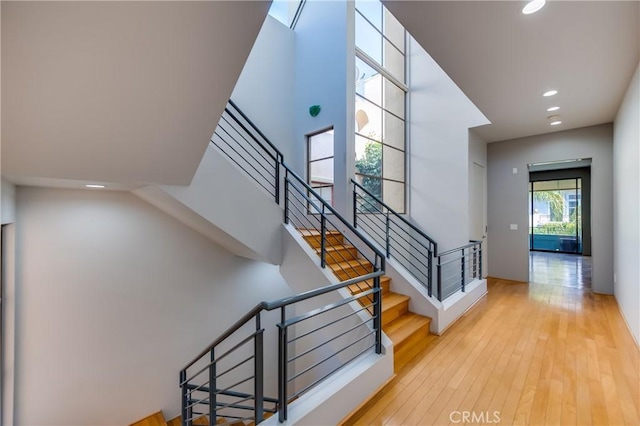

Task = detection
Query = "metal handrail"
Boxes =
[182,272,382,372]
[227,99,284,162]
[184,100,387,425]
[351,179,437,247]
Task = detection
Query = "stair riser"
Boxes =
[382,300,410,327]
[320,247,359,264]
[303,234,343,248]
[394,332,435,370]
[348,279,390,296]
[333,264,374,280]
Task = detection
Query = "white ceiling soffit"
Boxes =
[383,0,640,142]
[2,1,271,186]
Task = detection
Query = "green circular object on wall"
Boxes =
[309,105,321,117]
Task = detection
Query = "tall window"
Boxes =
[308,128,335,206]
[355,0,407,213]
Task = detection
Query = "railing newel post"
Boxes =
[437,257,443,302]
[278,307,288,422]
[479,241,483,279]
[385,211,391,258]
[254,313,264,424]
[275,156,281,205]
[461,248,466,293]
[284,171,290,225]
[180,370,189,426]
[320,206,327,268]
[209,348,217,424]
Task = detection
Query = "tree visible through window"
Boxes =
[355,0,406,213]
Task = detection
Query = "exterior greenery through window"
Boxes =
[355,0,406,213]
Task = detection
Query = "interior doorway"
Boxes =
[528,162,592,286]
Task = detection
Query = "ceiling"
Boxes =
[1,1,270,188]
[383,0,640,143]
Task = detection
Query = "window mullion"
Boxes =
[356,47,408,92]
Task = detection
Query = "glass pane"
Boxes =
[355,174,382,209]
[309,130,334,161]
[383,111,404,150]
[530,179,581,253]
[356,0,382,31]
[310,158,334,185]
[383,8,404,53]
[355,137,382,178]
[383,146,404,182]
[355,95,382,140]
[383,179,405,213]
[384,79,404,118]
[355,57,382,105]
[383,39,404,82]
[356,13,382,64]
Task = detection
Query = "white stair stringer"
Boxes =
[134,144,283,265]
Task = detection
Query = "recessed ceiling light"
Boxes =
[550,121,562,126]
[85,184,106,189]
[543,90,558,97]
[522,0,546,15]
[547,106,560,112]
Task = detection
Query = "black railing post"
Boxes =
[254,313,264,424]
[278,307,288,422]
[320,206,327,268]
[352,187,358,229]
[428,248,433,297]
[284,172,290,224]
[180,370,189,426]
[373,262,383,354]
[479,242,483,278]
[437,259,442,302]
[275,156,281,205]
[385,211,391,258]
[461,248,466,292]
[209,348,216,424]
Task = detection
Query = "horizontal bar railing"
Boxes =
[180,273,383,425]
[436,240,483,301]
[184,99,388,425]
[352,179,438,297]
[210,100,283,204]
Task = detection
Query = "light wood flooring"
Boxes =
[344,278,640,425]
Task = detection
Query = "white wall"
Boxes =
[487,124,614,294]
[408,38,490,252]
[231,15,296,162]
[293,0,352,214]
[136,145,284,265]
[13,187,293,426]
[613,62,640,344]
[1,178,16,224]
[468,130,488,275]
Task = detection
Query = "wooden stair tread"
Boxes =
[382,292,410,312]
[347,276,390,295]
[130,411,166,426]
[299,229,342,237]
[384,313,431,346]
[329,259,372,272]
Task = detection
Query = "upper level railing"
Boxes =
[436,240,483,301]
[211,100,283,204]
[352,180,484,302]
[352,179,438,297]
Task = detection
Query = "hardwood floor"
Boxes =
[529,251,592,288]
[343,278,640,425]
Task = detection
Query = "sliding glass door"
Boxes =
[529,178,582,254]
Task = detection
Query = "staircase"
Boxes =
[300,229,433,370]
[132,410,267,426]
